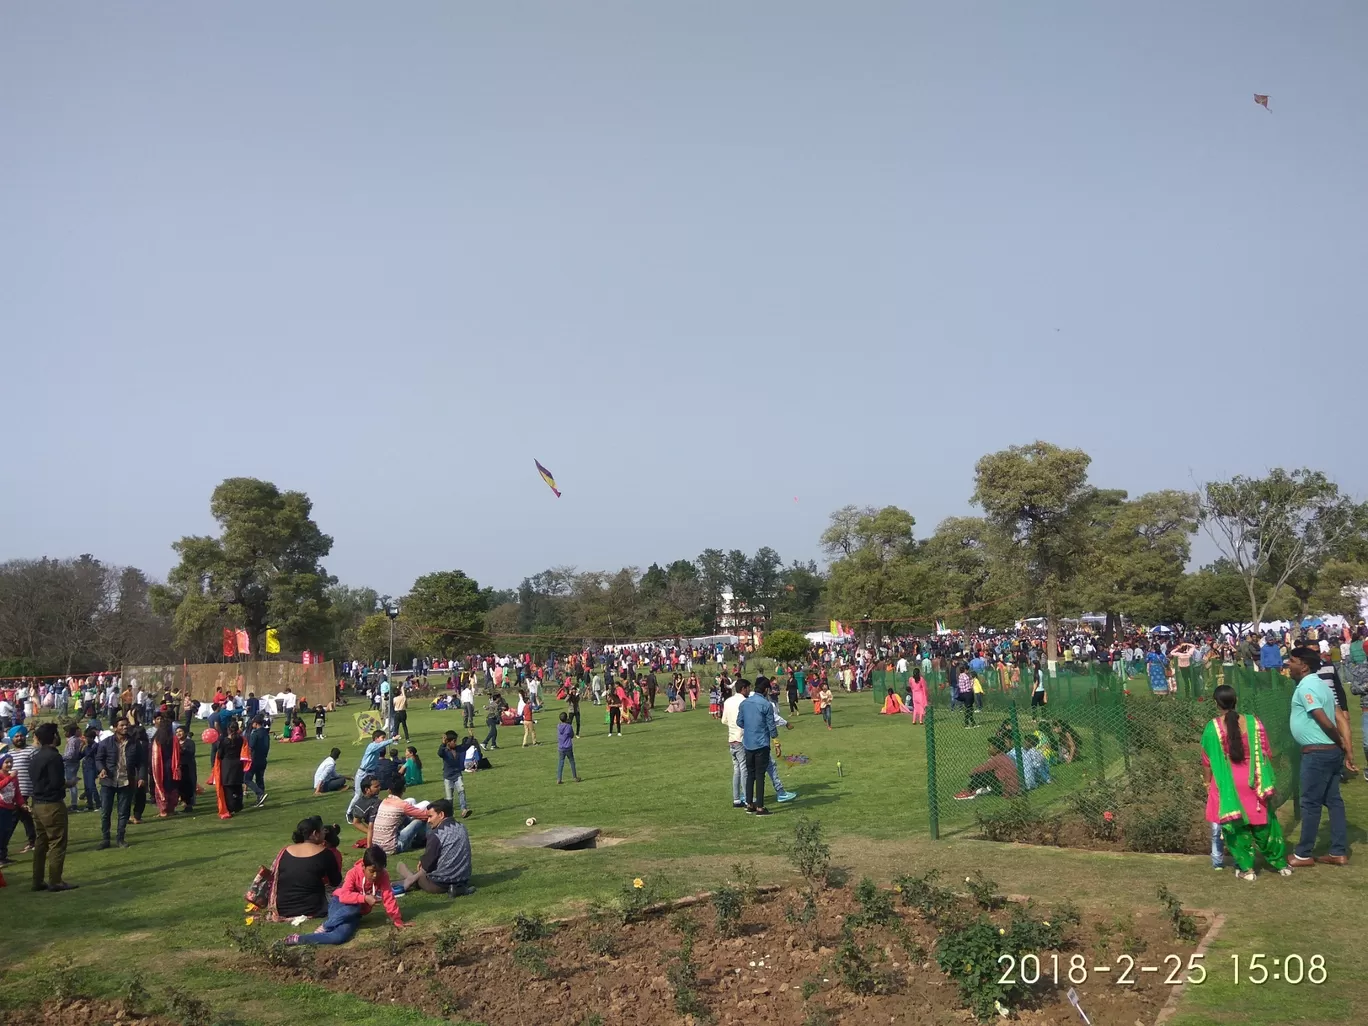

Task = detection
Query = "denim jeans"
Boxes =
[294,896,364,945]
[730,742,746,803]
[766,758,786,796]
[556,749,578,783]
[100,784,135,842]
[397,817,427,853]
[443,776,468,811]
[82,761,97,809]
[1210,821,1225,868]
[1296,748,1348,859]
[246,764,266,801]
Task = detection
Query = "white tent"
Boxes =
[804,631,838,644]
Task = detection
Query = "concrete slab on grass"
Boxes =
[505,826,602,850]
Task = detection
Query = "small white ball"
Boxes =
[525,817,537,827]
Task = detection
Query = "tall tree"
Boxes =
[1198,468,1361,628]
[920,516,1021,632]
[154,478,334,656]
[823,506,932,638]
[403,570,488,654]
[1077,490,1198,633]
[696,548,727,632]
[972,442,1095,661]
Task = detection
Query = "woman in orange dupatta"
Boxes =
[149,714,182,817]
[214,720,252,820]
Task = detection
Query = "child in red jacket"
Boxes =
[285,845,403,945]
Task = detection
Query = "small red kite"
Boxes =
[1254,94,1270,110]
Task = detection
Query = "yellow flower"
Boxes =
[245,916,256,926]
[893,884,902,893]
[964,962,973,973]
[1043,921,1050,927]
[998,928,1006,936]
[633,878,644,889]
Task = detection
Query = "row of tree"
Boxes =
[2,449,1365,674]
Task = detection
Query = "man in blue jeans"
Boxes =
[1286,646,1349,867]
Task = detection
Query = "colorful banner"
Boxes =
[222,628,236,658]
[302,651,313,665]
[235,629,251,656]
[265,628,280,654]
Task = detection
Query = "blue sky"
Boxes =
[3,3,1365,594]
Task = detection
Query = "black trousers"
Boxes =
[744,746,771,808]
[483,723,498,747]
[609,707,622,734]
[395,711,409,739]
[570,707,581,735]
[133,782,147,820]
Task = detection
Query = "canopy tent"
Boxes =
[1148,625,1174,635]
[804,631,838,644]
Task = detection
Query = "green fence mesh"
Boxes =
[869,665,1304,841]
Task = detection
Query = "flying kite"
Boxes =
[1254,94,1270,110]
[535,459,561,498]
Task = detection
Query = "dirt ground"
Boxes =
[0,1000,174,1026]
[255,882,1205,1026]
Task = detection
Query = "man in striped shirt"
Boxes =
[8,728,37,854]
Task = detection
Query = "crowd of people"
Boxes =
[2,618,1363,920]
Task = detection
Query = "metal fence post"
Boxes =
[926,702,939,840]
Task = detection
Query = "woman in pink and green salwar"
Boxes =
[1200,684,1291,882]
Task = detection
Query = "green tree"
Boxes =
[972,442,1095,661]
[920,516,1021,632]
[403,570,488,654]
[761,629,810,663]
[822,506,934,638]
[1174,562,1253,630]
[1077,490,1198,631]
[154,478,334,656]
[1198,468,1362,627]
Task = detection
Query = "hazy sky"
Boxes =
[3,3,1365,595]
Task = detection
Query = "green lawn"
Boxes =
[3,673,1364,1025]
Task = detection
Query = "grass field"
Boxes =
[3,671,1365,1025]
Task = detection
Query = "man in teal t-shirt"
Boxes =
[1286,646,1348,867]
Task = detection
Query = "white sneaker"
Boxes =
[1236,870,1256,882]
[1278,867,1293,876]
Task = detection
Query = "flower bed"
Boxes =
[230,869,1206,1025]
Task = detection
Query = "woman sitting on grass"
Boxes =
[274,815,344,920]
[286,845,403,945]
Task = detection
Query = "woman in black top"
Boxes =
[275,816,343,919]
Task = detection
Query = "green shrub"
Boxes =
[934,917,1019,1021]
[789,818,832,884]
[614,875,665,923]
[849,877,897,928]
[712,885,745,938]
[512,911,551,942]
[1157,885,1200,942]
[164,988,213,1026]
[963,871,1004,910]
[832,923,897,995]
[731,859,760,904]
[434,921,464,966]
[587,930,620,958]
[513,943,553,978]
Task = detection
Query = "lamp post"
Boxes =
[386,602,400,672]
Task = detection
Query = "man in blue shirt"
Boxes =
[1259,636,1284,671]
[1286,646,1348,867]
[736,680,778,815]
[354,728,399,804]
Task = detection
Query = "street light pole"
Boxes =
[386,602,400,672]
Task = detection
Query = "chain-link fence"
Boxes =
[870,665,1301,843]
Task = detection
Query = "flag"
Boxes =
[830,620,843,636]
[302,651,313,666]
[235,629,251,656]
[265,628,280,654]
[534,459,561,498]
[222,628,236,658]
[1254,93,1270,110]
[935,619,946,634]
